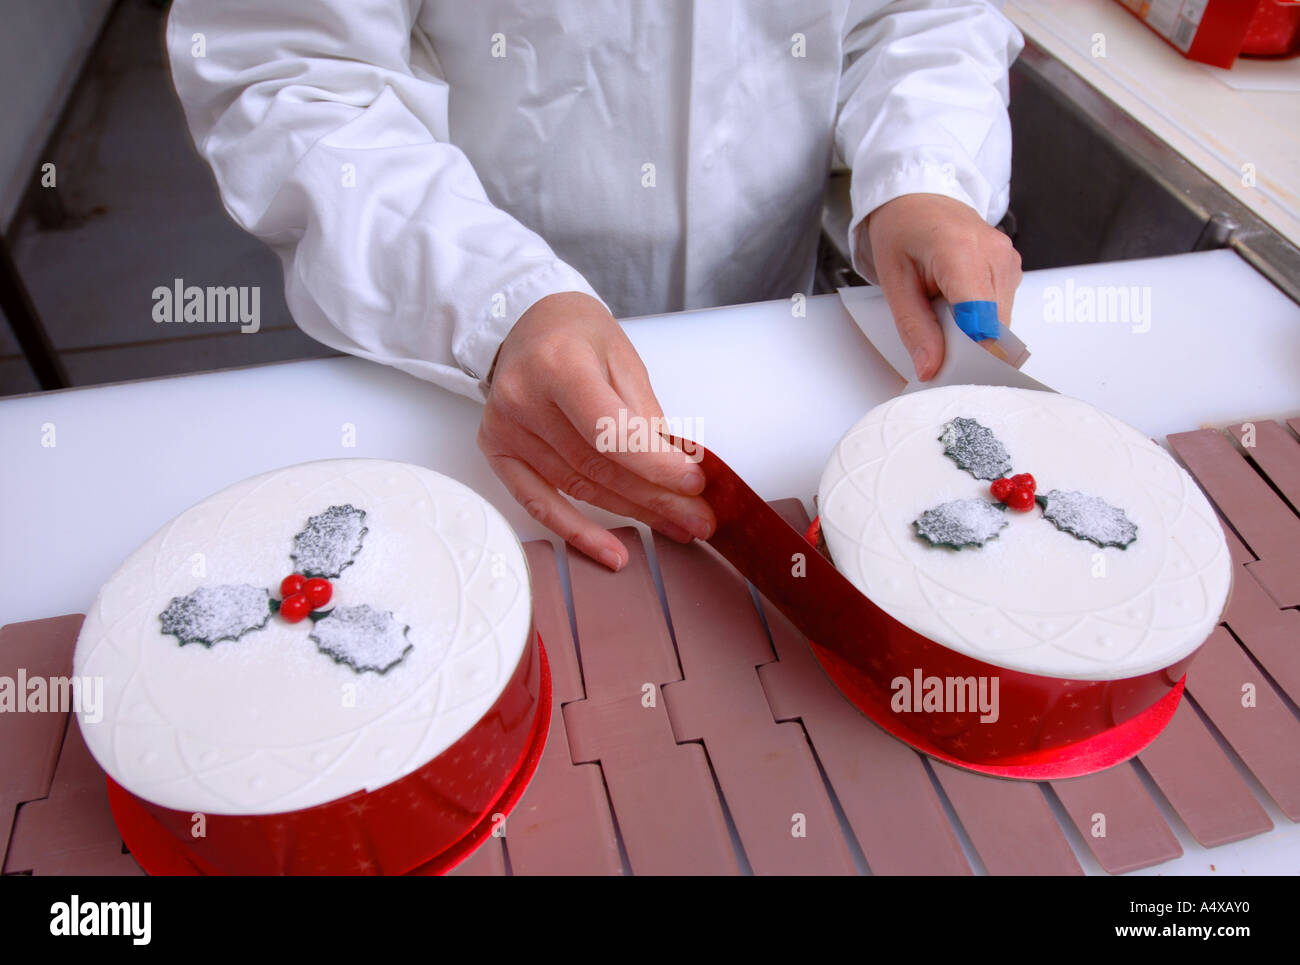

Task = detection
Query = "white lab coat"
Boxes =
[166,0,1022,400]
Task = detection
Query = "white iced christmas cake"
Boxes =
[817,384,1232,682]
[72,458,543,874]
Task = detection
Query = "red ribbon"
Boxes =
[806,625,1190,780]
[106,630,550,874]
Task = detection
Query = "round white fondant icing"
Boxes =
[73,459,532,814]
[817,385,1231,680]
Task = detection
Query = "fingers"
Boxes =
[488,356,715,538]
[607,338,667,428]
[604,339,708,495]
[483,404,705,541]
[532,411,715,538]
[990,233,1022,329]
[930,246,997,310]
[909,228,1023,373]
[932,229,1021,331]
[485,451,630,571]
[876,256,946,381]
[551,363,707,496]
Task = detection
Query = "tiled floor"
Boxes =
[0,0,336,398]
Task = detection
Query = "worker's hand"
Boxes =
[862,193,1022,380]
[478,291,714,571]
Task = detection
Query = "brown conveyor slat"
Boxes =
[650,534,774,675]
[666,671,858,874]
[564,694,740,874]
[1050,765,1182,874]
[563,528,680,696]
[1218,513,1256,566]
[526,541,585,706]
[447,837,505,876]
[1169,428,1300,557]
[563,529,739,874]
[1184,628,1300,821]
[653,533,856,874]
[760,497,973,875]
[1222,553,1300,707]
[502,542,622,876]
[1137,699,1273,846]
[6,711,142,875]
[933,763,1084,875]
[1242,556,1300,609]
[0,615,82,873]
[1207,508,1300,709]
[1169,428,1300,606]
[1227,420,1300,510]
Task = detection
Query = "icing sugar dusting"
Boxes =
[913,499,1008,549]
[309,604,412,674]
[1039,490,1138,548]
[939,417,1013,481]
[159,584,272,647]
[291,505,367,578]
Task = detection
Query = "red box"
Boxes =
[1116,0,1300,67]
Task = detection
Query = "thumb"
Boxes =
[877,258,945,381]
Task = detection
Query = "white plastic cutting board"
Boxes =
[2,250,1297,629]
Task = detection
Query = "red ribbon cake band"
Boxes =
[106,629,551,875]
[672,435,1204,781]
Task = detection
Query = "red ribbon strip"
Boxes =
[670,435,1197,780]
[106,630,551,874]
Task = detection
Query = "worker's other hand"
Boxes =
[478,291,714,571]
[863,193,1022,380]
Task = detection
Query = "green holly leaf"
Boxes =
[939,417,1013,481]
[309,604,412,674]
[913,499,1008,549]
[159,584,272,647]
[1037,490,1138,548]
[291,505,367,579]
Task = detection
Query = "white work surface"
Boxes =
[2,249,1298,875]
[1006,0,1300,248]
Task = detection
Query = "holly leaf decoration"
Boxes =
[913,499,1008,549]
[291,504,367,579]
[1037,490,1138,548]
[309,604,413,674]
[939,417,1013,481]
[159,584,272,647]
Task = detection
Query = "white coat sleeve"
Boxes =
[164,0,606,400]
[834,0,1024,283]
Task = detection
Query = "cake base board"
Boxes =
[105,638,553,876]
[809,639,1186,781]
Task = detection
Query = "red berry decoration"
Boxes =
[277,573,333,622]
[279,593,311,623]
[990,472,1038,511]
[1004,487,1037,511]
[303,577,333,608]
[989,478,1015,502]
